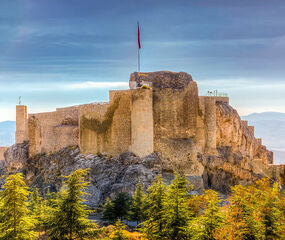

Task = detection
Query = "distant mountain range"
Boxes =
[0,121,16,147]
[0,112,284,164]
[241,112,285,164]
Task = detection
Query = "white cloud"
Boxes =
[67,81,129,89]
[0,108,15,122]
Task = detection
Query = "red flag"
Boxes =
[137,22,141,49]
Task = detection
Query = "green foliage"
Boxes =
[102,198,116,223]
[28,188,46,234]
[0,173,36,240]
[141,175,167,240]
[189,190,223,240]
[113,192,131,220]
[102,192,131,224]
[129,178,147,224]
[228,184,266,240]
[111,219,129,240]
[47,169,93,240]
[81,97,121,134]
[0,169,283,240]
[214,178,285,240]
[163,173,193,240]
[257,179,285,240]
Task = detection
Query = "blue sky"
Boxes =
[1,0,285,121]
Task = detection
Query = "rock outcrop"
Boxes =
[1,141,283,208]
[130,71,193,89]
[3,144,164,207]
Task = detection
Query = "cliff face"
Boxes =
[3,144,161,207]
[216,102,272,164]
[199,101,278,193]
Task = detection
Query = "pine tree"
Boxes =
[163,173,192,240]
[102,197,116,223]
[190,190,223,240]
[202,190,223,239]
[47,169,93,240]
[112,192,131,221]
[111,219,128,240]
[224,184,264,240]
[102,192,131,224]
[141,174,167,240]
[212,179,285,240]
[129,178,147,225]
[29,187,45,235]
[258,180,285,240]
[0,173,36,240]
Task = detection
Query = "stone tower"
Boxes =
[15,105,28,144]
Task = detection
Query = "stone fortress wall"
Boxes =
[79,88,154,157]
[0,71,275,174]
[28,106,79,156]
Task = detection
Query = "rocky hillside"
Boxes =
[2,140,284,208]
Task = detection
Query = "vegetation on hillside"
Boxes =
[0,169,283,240]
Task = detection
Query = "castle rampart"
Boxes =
[12,71,273,173]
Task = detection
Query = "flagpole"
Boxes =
[138,44,140,74]
[137,21,140,76]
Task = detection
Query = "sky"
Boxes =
[0,0,285,121]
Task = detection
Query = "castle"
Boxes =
[0,71,273,178]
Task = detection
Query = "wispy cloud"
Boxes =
[0,80,129,92]
[67,81,128,89]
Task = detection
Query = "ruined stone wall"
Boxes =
[80,91,132,156]
[0,147,8,161]
[80,89,154,157]
[267,164,285,185]
[79,103,110,154]
[28,107,79,157]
